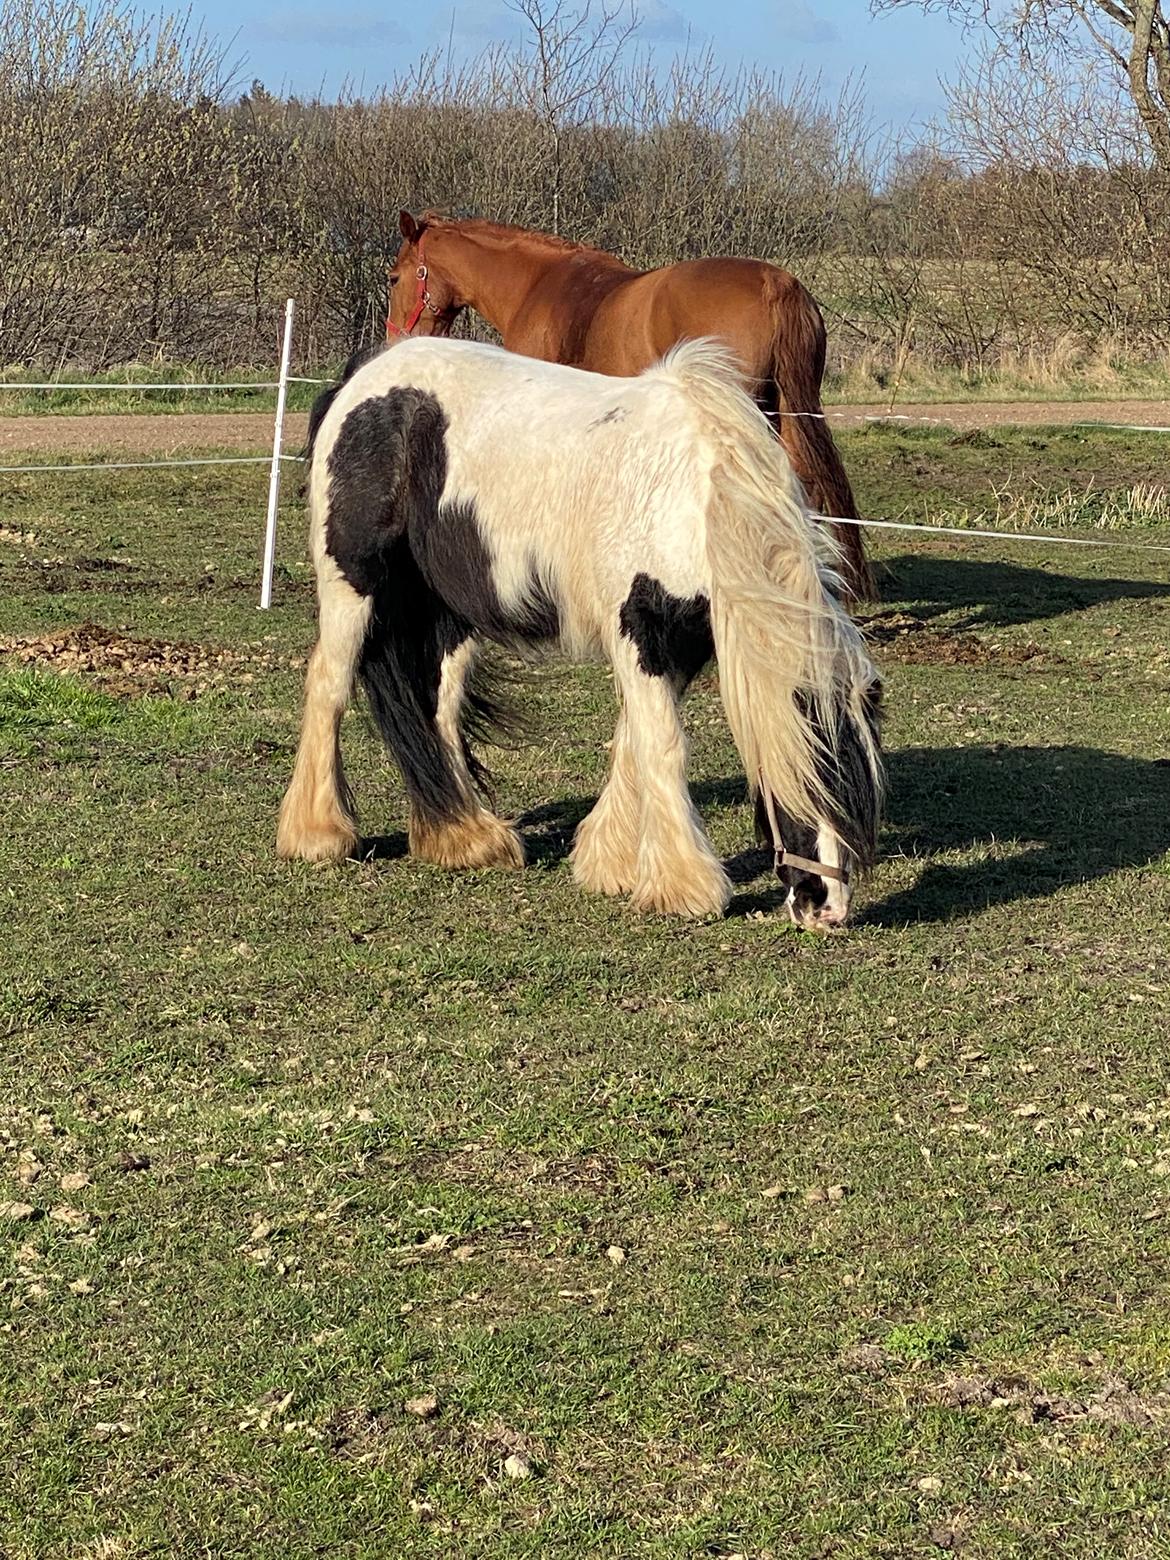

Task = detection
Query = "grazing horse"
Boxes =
[388,210,874,601]
[278,336,883,927]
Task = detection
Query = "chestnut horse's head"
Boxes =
[388,211,463,338]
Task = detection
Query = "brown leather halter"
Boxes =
[758,775,848,883]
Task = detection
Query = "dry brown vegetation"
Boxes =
[1,0,1169,387]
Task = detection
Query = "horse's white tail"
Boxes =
[660,339,878,835]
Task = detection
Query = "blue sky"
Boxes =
[192,0,968,129]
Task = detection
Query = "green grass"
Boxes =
[0,364,323,417]
[822,359,1170,407]
[2,424,1170,1557]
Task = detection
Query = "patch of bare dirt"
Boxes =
[1,398,1166,460]
[0,412,309,457]
[860,610,1057,668]
[326,1405,393,1459]
[842,1345,1170,1430]
[839,1342,891,1376]
[0,621,299,696]
[936,1372,1170,1427]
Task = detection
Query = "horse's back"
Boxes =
[315,338,715,645]
[569,257,808,378]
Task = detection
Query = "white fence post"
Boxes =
[260,298,295,609]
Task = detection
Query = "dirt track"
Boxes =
[0,411,307,457]
[1,398,1168,458]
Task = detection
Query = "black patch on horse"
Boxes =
[321,384,557,824]
[326,387,559,646]
[410,499,560,644]
[756,680,883,880]
[619,573,713,687]
[324,387,448,597]
[304,345,390,467]
[813,680,883,867]
[753,797,830,913]
[358,543,476,825]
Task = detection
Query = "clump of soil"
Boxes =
[948,429,1005,450]
[860,610,1055,668]
[937,1372,1170,1427]
[0,620,298,697]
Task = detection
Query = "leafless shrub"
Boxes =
[1,0,1168,378]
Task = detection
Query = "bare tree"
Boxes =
[507,0,639,230]
[873,0,1170,169]
[939,40,1170,342]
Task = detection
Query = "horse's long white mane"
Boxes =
[651,339,880,830]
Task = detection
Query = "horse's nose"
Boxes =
[787,883,850,932]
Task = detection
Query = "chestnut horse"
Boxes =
[388,210,873,600]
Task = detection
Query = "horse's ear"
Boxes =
[399,210,419,243]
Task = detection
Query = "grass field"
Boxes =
[2,423,1169,1558]
[0,350,1168,416]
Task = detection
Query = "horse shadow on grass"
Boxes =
[868,743,1170,926]
[516,745,1170,926]
[870,553,1169,633]
[355,831,409,862]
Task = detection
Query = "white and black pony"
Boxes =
[278,337,882,926]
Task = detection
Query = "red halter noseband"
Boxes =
[387,236,442,338]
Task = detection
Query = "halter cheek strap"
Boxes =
[758,773,848,884]
[387,236,446,338]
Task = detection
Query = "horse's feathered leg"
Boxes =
[611,641,731,919]
[405,637,523,871]
[571,704,640,897]
[277,567,370,861]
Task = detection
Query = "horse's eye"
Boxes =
[389,274,399,288]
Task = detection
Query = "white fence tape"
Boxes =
[2,321,1168,603]
[817,514,1170,556]
[0,377,329,392]
[784,408,1170,431]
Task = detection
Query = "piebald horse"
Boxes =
[278,337,882,927]
[389,210,874,602]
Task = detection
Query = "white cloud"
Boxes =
[639,0,692,44]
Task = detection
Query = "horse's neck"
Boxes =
[433,230,556,336]
[436,229,628,340]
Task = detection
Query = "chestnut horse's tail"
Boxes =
[766,275,875,602]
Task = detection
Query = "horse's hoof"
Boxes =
[276,823,359,862]
[409,810,525,870]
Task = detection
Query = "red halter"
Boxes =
[387,236,438,338]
